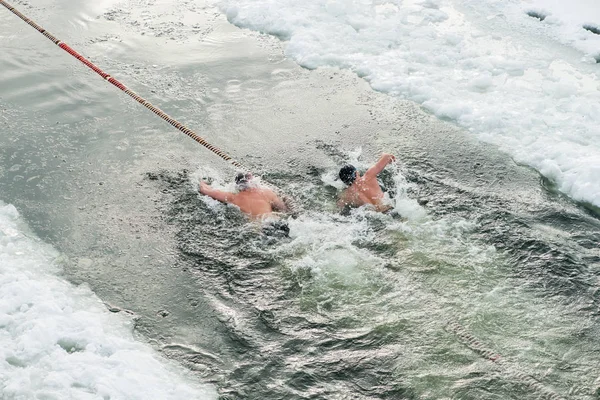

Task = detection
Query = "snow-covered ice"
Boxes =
[0,202,217,400]
[523,0,600,57]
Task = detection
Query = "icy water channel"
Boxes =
[1,0,600,399]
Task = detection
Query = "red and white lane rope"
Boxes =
[446,321,565,400]
[1,0,302,213]
[0,0,245,170]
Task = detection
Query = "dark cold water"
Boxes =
[1,0,600,399]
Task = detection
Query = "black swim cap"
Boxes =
[339,165,357,185]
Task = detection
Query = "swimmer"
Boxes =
[337,153,396,213]
[199,172,289,219]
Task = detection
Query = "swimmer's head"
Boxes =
[235,172,253,190]
[339,165,357,185]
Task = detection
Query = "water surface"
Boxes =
[1,0,599,399]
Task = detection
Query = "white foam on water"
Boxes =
[286,213,380,279]
[0,202,217,400]
[214,0,600,208]
[388,167,428,222]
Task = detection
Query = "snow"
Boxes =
[0,202,217,400]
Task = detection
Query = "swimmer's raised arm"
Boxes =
[364,153,396,179]
[199,181,232,203]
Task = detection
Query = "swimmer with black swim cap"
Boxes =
[199,172,288,219]
[337,153,396,213]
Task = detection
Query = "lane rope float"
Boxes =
[446,321,564,400]
[0,0,299,213]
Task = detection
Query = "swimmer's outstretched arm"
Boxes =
[199,181,232,203]
[364,153,396,179]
